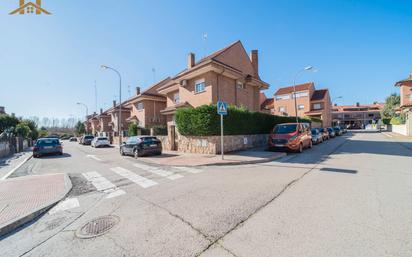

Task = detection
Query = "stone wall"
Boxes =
[0,141,10,158]
[159,134,269,154]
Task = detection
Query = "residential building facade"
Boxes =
[157,40,269,150]
[273,82,332,127]
[332,103,383,129]
[124,78,169,128]
[395,72,412,112]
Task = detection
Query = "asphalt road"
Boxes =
[1,132,411,257]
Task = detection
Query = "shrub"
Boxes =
[128,123,138,136]
[390,116,404,125]
[176,104,310,136]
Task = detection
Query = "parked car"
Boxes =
[69,137,77,142]
[81,135,94,145]
[311,128,323,144]
[33,138,63,158]
[91,137,110,148]
[120,136,162,158]
[333,126,343,136]
[326,127,336,138]
[319,128,330,140]
[268,123,312,153]
[339,125,348,134]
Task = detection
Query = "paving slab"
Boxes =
[0,173,72,237]
[135,148,286,167]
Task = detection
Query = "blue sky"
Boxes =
[1,0,411,119]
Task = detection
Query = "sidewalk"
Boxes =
[137,147,286,167]
[0,173,72,237]
[0,150,33,180]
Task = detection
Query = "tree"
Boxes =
[75,121,86,135]
[0,114,19,133]
[128,123,138,136]
[15,123,30,138]
[21,119,39,139]
[381,93,400,119]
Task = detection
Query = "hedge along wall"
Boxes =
[175,104,311,136]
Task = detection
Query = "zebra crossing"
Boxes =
[48,164,203,215]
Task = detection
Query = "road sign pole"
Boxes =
[221,114,224,160]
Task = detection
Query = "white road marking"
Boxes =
[1,154,33,180]
[106,189,126,199]
[49,198,80,214]
[174,166,203,174]
[111,167,158,188]
[83,171,116,191]
[133,163,183,180]
[86,155,102,161]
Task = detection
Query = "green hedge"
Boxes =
[176,104,310,136]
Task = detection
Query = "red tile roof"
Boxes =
[332,103,384,112]
[275,82,313,95]
[311,89,328,101]
[261,98,274,110]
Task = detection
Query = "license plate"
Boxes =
[275,144,284,147]
[44,146,53,149]
[150,144,157,147]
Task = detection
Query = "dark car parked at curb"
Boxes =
[339,125,348,134]
[120,136,162,158]
[327,127,336,138]
[268,123,312,153]
[319,128,330,141]
[311,128,323,144]
[333,126,343,136]
[81,135,94,145]
[33,138,63,158]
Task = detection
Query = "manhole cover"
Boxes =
[76,215,120,239]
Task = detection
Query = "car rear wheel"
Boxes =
[134,149,141,159]
[120,148,125,156]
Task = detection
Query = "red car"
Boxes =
[268,123,312,153]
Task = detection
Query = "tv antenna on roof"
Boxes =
[203,33,208,58]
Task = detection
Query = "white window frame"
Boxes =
[236,81,245,89]
[173,93,180,104]
[279,106,285,112]
[298,104,305,110]
[136,102,144,110]
[276,94,290,101]
[313,103,322,110]
[195,79,206,93]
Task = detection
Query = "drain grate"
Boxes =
[76,215,120,239]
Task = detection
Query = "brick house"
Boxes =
[95,109,112,137]
[273,82,332,127]
[106,101,131,137]
[395,72,412,112]
[124,78,170,128]
[332,103,383,128]
[156,40,269,149]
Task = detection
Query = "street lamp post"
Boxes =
[292,66,316,123]
[101,65,122,147]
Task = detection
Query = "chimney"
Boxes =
[36,0,41,14]
[188,53,195,69]
[250,50,259,77]
[136,87,141,95]
[100,108,103,114]
[356,102,360,107]
[113,100,116,107]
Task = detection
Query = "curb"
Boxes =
[1,153,33,180]
[0,174,72,238]
[135,152,287,168]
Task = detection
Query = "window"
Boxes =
[237,81,245,89]
[279,106,285,112]
[298,104,305,110]
[195,79,206,93]
[293,91,309,98]
[313,103,322,110]
[173,93,180,104]
[276,94,290,101]
[137,102,144,110]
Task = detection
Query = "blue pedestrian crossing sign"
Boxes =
[217,101,228,115]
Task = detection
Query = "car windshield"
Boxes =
[37,139,59,146]
[327,128,333,132]
[311,129,318,134]
[98,137,108,141]
[319,128,325,132]
[84,136,94,139]
[273,124,297,134]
